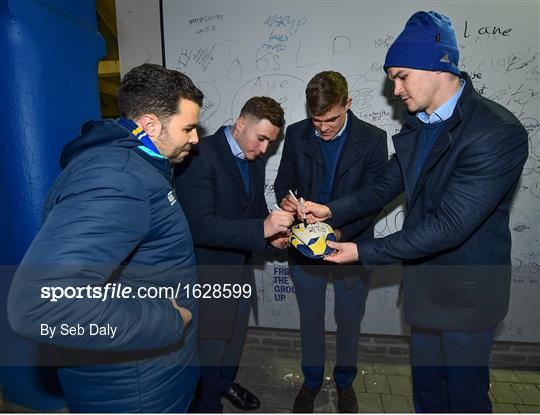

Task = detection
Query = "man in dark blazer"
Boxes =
[302,12,528,413]
[274,71,388,413]
[175,97,294,413]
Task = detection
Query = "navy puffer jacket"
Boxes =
[8,120,199,412]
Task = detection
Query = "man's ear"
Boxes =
[138,114,162,139]
[345,97,352,110]
[236,116,246,132]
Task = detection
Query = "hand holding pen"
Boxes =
[263,203,294,239]
[290,190,308,227]
[269,204,292,249]
[297,200,332,223]
[279,189,300,213]
[279,190,308,226]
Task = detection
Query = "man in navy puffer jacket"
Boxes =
[8,64,203,412]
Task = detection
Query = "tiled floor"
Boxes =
[1,354,538,412]
[225,351,540,413]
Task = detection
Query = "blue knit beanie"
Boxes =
[384,11,460,76]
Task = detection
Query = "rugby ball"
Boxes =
[289,222,337,259]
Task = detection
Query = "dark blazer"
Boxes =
[274,111,388,286]
[175,127,268,339]
[328,73,529,331]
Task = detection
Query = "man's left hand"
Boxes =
[269,232,290,249]
[323,240,359,264]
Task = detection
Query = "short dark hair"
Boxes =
[239,96,285,129]
[118,63,204,120]
[305,71,348,116]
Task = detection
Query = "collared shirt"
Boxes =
[417,79,466,124]
[224,125,245,159]
[413,79,466,181]
[314,113,349,140]
[224,125,250,193]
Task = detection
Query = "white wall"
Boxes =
[116,0,540,342]
[116,0,162,77]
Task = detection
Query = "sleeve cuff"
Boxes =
[357,239,380,266]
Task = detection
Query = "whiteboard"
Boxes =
[162,0,540,342]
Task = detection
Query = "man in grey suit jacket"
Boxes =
[302,12,528,413]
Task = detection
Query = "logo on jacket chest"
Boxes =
[167,190,177,206]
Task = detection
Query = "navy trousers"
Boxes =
[192,293,252,413]
[410,326,496,413]
[291,264,369,390]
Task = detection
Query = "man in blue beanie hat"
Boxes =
[299,11,528,413]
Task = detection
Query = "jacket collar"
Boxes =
[215,126,257,199]
[300,110,365,170]
[334,112,375,181]
[399,71,473,133]
[393,72,473,204]
[300,119,323,165]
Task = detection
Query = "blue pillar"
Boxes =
[0,0,105,410]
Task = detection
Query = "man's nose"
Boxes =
[393,80,402,96]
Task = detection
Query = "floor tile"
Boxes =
[515,370,540,384]
[364,373,391,394]
[511,384,540,406]
[236,364,279,387]
[357,362,375,375]
[394,364,412,376]
[492,369,521,383]
[516,404,540,413]
[387,375,412,395]
[222,400,244,413]
[352,373,367,393]
[491,382,523,404]
[373,362,401,375]
[493,402,518,413]
[357,392,383,413]
[381,393,412,413]
[241,383,298,410]
[313,389,335,413]
[230,337,540,414]
[407,395,415,411]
